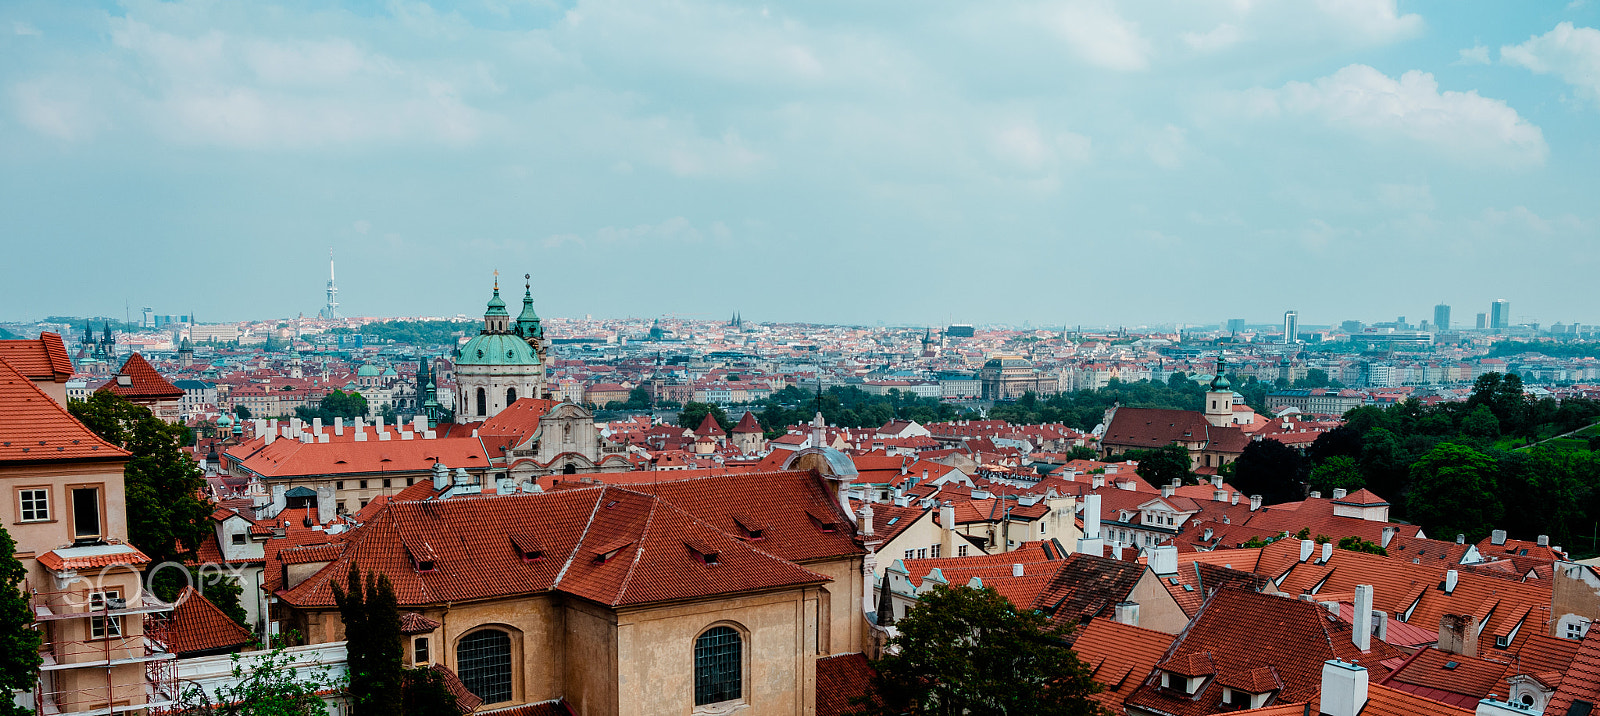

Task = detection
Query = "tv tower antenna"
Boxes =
[321,249,341,319]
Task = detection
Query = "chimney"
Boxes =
[858,504,875,536]
[1211,475,1223,487]
[1231,492,1240,505]
[497,477,516,495]
[1332,487,1348,500]
[1300,539,1315,562]
[1149,545,1178,575]
[1214,489,1227,502]
[1320,660,1369,716]
[312,417,323,435]
[1082,493,1102,540]
[1437,613,1479,657]
[334,417,344,436]
[1111,543,1124,560]
[1456,534,1465,544]
[1381,526,1398,548]
[1114,601,1140,626]
[1320,542,1333,563]
[1445,569,1459,594]
[941,500,956,534]
[1309,491,1322,499]
[1092,475,1104,488]
[432,463,450,491]
[1491,529,1507,546]
[1161,484,1174,498]
[1250,494,1263,511]
[264,428,276,445]
[1537,535,1549,547]
[414,416,427,435]
[1353,584,1373,651]
[375,415,386,434]
[1203,527,1213,541]
[1012,563,1024,577]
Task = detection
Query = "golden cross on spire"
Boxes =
[493,269,499,290]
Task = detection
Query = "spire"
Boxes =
[516,272,541,338]
[876,570,896,626]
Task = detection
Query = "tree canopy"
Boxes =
[1116,443,1193,487]
[1229,438,1308,505]
[0,526,42,716]
[1405,443,1504,543]
[864,583,1105,716]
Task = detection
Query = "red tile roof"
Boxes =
[428,663,483,714]
[477,700,576,716]
[695,412,726,438]
[816,653,880,716]
[98,353,183,400]
[36,543,151,571]
[400,612,441,635]
[1072,618,1178,711]
[0,357,130,463]
[731,411,763,434]
[1548,622,1600,716]
[0,332,73,381]
[227,434,490,479]
[169,586,254,655]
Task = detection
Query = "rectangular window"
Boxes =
[414,636,430,664]
[335,481,344,490]
[930,544,941,558]
[71,487,101,539]
[904,549,915,561]
[382,479,391,488]
[916,548,926,559]
[360,499,370,509]
[231,533,246,546]
[958,545,969,557]
[19,489,49,522]
[359,480,368,490]
[90,590,122,639]
[406,478,414,486]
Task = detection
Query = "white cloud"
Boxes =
[1042,1,1152,71]
[11,80,102,140]
[1236,64,1547,167]
[1376,183,1434,212]
[1145,125,1189,169]
[1182,23,1243,53]
[1313,0,1423,44]
[1501,22,1600,103]
[14,21,41,36]
[1456,45,1491,65]
[353,220,371,235]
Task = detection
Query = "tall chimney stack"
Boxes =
[1353,584,1373,651]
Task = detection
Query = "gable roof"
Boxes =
[816,653,881,716]
[0,357,130,463]
[1548,620,1600,716]
[98,353,183,399]
[694,412,726,438]
[169,587,255,655]
[1102,407,1214,449]
[1072,618,1179,712]
[0,332,73,382]
[731,411,763,434]
[1031,553,1149,629]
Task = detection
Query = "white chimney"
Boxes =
[1161,484,1174,498]
[264,429,276,445]
[1309,491,1322,499]
[317,434,329,443]
[432,463,450,490]
[1149,545,1178,575]
[1092,475,1104,488]
[1353,584,1373,651]
[1320,542,1333,563]
[1320,660,1369,716]
[1203,527,1213,541]
[1250,494,1263,511]
[335,417,344,436]
[1012,563,1024,577]
[1300,539,1315,562]
[1231,492,1240,505]
[1111,543,1124,560]
[1445,569,1459,594]
[1114,601,1140,626]
[1214,489,1227,502]
[1381,526,1398,548]
[941,501,956,534]
[497,477,516,495]
[378,430,391,441]
[1332,488,1348,500]
[454,467,472,487]
[1478,699,1536,716]
[1537,535,1549,547]
[1456,534,1465,544]
[400,431,413,440]
[312,417,323,435]
[858,504,875,536]
[1211,475,1223,487]
[375,416,386,433]
[1491,529,1507,546]
[414,416,427,434]
[353,429,367,442]
[1083,493,1102,540]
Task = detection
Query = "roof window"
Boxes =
[806,509,839,533]
[592,539,633,564]
[687,541,720,566]
[511,532,544,562]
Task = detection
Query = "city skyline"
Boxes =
[2,1,1597,325]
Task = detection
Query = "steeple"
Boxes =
[516,273,542,340]
[483,273,510,333]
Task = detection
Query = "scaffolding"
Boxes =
[29,581,178,716]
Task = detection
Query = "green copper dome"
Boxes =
[1210,356,1230,391]
[484,284,509,317]
[458,333,540,366]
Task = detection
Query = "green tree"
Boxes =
[1230,439,1307,505]
[1118,443,1194,487]
[234,404,252,420]
[1308,456,1365,494]
[333,567,404,716]
[196,570,249,629]
[1337,536,1386,555]
[69,392,211,584]
[172,646,337,715]
[864,583,1105,716]
[402,667,466,716]
[1406,443,1504,542]
[677,402,731,433]
[1460,405,1500,440]
[0,526,42,716]
[1065,446,1099,462]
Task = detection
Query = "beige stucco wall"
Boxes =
[2,460,130,589]
[1126,570,1189,635]
[800,556,866,655]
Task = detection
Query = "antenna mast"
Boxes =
[321,248,341,319]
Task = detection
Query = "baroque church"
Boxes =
[453,275,550,420]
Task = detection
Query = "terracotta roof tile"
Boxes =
[427,663,483,714]
[1072,618,1178,711]
[98,353,183,399]
[400,612,442,634]
[816,653,880,716]
[37,543,151,571]
[169,587,255,655]
[0,332,73,381]
[1548,621,1600,716]
[0,357,130,463]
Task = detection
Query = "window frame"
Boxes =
[17,487,51,523]
[68,484,104,540]
[456,627,514,705]
[89,589,123,640]
[414,636,430,665]
[693,623,746,709]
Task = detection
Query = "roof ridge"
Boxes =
[551,487,608,591]
[612,489,662,603]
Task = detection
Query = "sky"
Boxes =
[2,0,1598,329]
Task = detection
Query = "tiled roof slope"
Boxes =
[1548,622,1600,716]
[279,485,832,609]
[638,471,866,564]
[169,587,255,655]
[428,663,483,714]
[0,358,130,463]
[815,653,881,716]
[1380,648,1510,709]
[1123,588,1405,716]
[1071,617,1178,712]
[99,353,183,399]
[227,434,490,478]
[478,699,576,716]
[1031,553,1147,629]
[0,332,73,381]
[1102,408,1215,449]
[476,398,561,442]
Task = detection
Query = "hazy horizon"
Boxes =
[2,1,1596,327]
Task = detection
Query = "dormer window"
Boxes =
[687,541,720,566]
[592,539,633,564]
[408,542,439,573]
[731,513,766,541]
[510,532,544,562]
[806,509,838,533]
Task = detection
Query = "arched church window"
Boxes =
[476,388,487,417]
[563,423,573,444]
[694,626,743,706]
[507,388,517,405]
[457,629,512,704]
[563,464,576,475]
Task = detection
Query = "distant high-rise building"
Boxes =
[1476,313,1488,330]
[320,249,341,320]
[1433,304,1450,332]
[1340,320,1363,333]
[1491,299,1510,330]
[1283,311,1298,344]
[1226,318,1245,334]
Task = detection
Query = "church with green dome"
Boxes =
[453,276,551,420]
